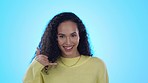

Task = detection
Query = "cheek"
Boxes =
[58,39,64,46]
[76,39,80,45]
[72,37,80,44]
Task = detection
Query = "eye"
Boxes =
[58,35,64,38]
[71,34,77,37]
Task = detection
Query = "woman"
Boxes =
[23,12,109,83]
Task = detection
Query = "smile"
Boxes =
[63,46,73,51]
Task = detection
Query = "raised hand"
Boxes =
[35,47,57,66]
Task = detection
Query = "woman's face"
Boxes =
[57,21,80,58]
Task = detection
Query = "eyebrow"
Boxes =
[57,32,77,35]
[71,32,77,34]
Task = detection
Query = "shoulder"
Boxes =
[81,55,105,64]
[90,56,107,69]
[91,56,104,63]
[81,55,107,68]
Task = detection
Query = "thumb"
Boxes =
[36,47,40,56]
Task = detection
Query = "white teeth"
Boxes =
[66,47,72,49]
[64,46,72,50]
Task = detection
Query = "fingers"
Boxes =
[35,54,48,66]
[36,47,48,58]
[44,62,58,74]
[36,54,57,66]
[42,55,48,58]
[48,62,57,66]
[35,47,57,67]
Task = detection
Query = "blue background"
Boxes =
[0,0,147,83]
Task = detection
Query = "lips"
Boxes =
[63,46,73,52]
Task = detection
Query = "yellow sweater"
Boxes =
[23,55,108,83]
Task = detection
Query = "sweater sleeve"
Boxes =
[98,69,109,83]
[23,59,45,83]
[95,57,109,83]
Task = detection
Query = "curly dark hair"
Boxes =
[36,12,92,62]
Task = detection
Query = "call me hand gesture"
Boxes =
[35,48,57,67]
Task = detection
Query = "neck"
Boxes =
[60,54,82,67]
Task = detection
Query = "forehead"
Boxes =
[57,21,79,33]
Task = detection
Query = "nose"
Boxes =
[65,37,71,45]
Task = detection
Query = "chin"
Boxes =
[63,52,73,57]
